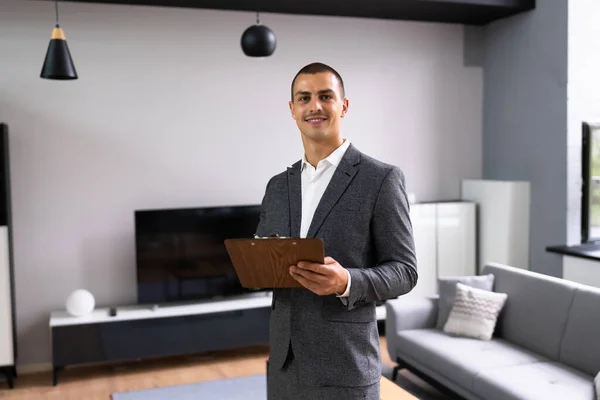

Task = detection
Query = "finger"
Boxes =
[290,271,325,295]
[297,261,327,275]
[291,266,326,283]
[324,256,336,265]
[290,270,316,288]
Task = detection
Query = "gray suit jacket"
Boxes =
[255,143,417,388]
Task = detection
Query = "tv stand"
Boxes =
[49,292,274,385]
[49,293,388,386]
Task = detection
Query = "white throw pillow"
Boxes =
[595,371,599,400]
[443,282,508,340]
[436,274,495,330]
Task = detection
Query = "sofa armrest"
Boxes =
[385,295,439,362]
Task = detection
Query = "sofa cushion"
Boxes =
[472,362,595,400]
[435,274,495,330]
[482,263,578,360]
[396,329,547,392]
[443,283,508,340]
[559,285,600,376]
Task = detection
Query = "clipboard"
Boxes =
[224,237,324,289]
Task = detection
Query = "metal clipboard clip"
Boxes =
[253,233,289,239]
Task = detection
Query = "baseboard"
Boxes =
[17,362,52,375]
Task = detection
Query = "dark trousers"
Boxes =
[267,345,379,400]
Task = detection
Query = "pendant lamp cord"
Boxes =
[54,0,60,27]
[254,0,261,24]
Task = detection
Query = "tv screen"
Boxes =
[135,205,266,304]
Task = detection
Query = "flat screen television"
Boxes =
[135,204,266,304]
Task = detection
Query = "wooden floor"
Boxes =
[0,338,397,400]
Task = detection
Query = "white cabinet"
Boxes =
[436,202,477,277]
[563,256,600,288]
[405,201,476,298]
[0,124,15,388]
[0,227,13,368]
[408,203,438,298]
[461,179,530,271]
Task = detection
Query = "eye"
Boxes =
[320,95,332,100]
[299,96,309,102]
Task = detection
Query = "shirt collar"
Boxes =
[301,138,350,171]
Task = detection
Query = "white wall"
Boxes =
[0,0,482,365]
[567,0,600,245]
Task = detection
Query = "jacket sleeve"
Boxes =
[254,176,274,238]
[346,166,418,310]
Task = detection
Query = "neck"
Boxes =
[302,136,344,167]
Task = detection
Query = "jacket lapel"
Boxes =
[306,144,361,238]
[287,160,302,238]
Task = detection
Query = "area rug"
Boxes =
[111,374,266,400]
[112,368,451,400]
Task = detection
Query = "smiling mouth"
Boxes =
[305,116,328,125]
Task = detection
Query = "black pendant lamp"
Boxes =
[241,11,276,57]
[41,0,78,80]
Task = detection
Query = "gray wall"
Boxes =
[482,1,568,277]
[0,1,483,366]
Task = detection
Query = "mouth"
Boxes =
[305,116,328,126]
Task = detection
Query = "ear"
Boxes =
[289,100,296,119]
[340,98,349,118]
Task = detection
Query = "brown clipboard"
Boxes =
[224,237,324,288]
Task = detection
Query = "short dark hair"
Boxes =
[290,62,345,101]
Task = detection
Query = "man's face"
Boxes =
[289,72,349,145]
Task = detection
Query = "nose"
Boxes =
[309,97,323,114]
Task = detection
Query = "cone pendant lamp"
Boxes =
[41,0,78,80]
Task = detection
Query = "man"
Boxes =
[255,62,418,400]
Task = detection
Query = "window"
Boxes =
[582,122,600,243]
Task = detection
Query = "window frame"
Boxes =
[581,121,600,243]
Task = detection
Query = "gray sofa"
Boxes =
[385,262,600,400]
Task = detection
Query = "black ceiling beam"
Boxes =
[53,0,536,26]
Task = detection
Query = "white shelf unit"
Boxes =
[404,201,477,299]
[461,179,530,271]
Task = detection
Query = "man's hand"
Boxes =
[289,256,348,296]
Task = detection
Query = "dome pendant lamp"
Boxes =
[41,0,78,80]
[241,11,276,57]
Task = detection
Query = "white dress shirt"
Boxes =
[300,138,351,298]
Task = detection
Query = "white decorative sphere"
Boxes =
[65,289,95,317]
